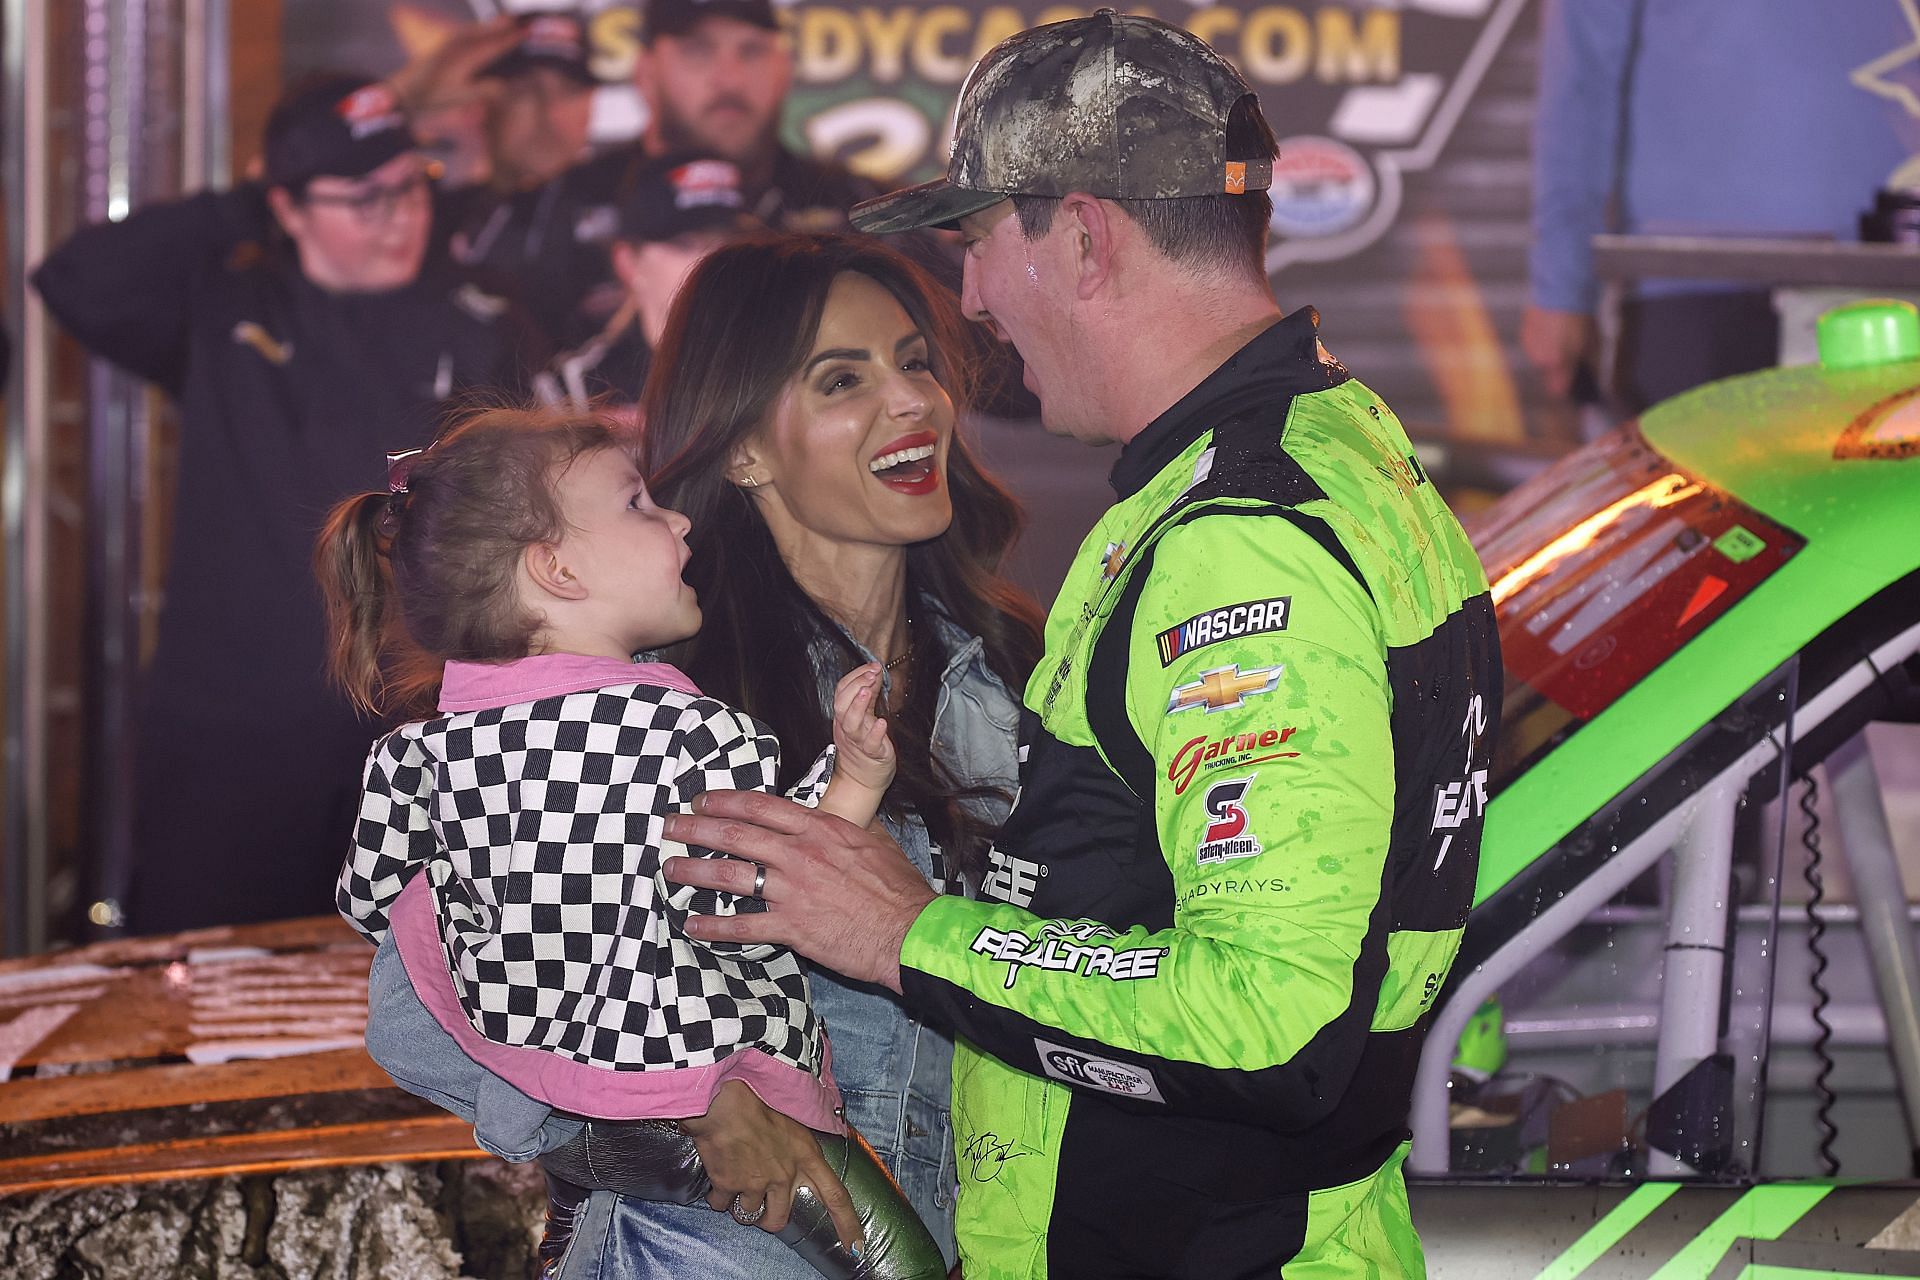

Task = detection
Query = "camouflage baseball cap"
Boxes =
[851,9,1274,235]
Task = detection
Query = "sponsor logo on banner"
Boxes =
[1168,725,1298,795]
[774,0,1529,273]
[385,1,1531,273]
[1167,664,1283,715]
[1034,1037,1166,1102]
[969,920,1166,989]
[1269,135,1376,238]
[1197,776,1264,865]
[1156,596,1291,666]
[979,847,1046,908]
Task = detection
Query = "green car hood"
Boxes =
[1476,354,1920,904]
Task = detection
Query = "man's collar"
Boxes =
[1107,306,1342,500]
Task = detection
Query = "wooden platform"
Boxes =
[0,916,485,1196]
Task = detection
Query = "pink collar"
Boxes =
[438,654,702,713]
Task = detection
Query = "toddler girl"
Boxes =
[317,407,942,1279]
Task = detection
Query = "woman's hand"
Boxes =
[678,1080,865,1251]
[831,664,897,795]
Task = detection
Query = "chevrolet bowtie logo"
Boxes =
[1167,664,1283,715]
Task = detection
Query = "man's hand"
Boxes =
[678,1080,863,1249]
[663,791,938,993]
[385,16,522,116]
[1520,304,1595,398]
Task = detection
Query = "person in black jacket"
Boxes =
[33,74,525,935]
[535,152,764,414]
[481,0,882,348]
[434,12,598,294]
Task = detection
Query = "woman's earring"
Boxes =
[740,475,759,488]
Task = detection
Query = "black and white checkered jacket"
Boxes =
[338,656,829,1077]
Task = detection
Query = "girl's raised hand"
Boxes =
[831,664,896,794]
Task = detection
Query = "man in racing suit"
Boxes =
[662,13,1500,1278]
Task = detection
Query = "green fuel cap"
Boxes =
[1818,298,1920,370]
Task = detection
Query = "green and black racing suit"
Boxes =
[896,309,1500,1279]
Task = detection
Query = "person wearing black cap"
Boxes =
[508,0,877,348]
[482,11,599,194]
[535,153,763,413]
[436,10,600,293]
[660,13,1499,1278]
[32,74,527,936]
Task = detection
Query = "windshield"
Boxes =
[1468,425,1804,791]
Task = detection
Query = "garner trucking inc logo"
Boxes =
[1168,724,1299,795]
[970,919,1167,989]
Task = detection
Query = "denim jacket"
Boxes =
[805,608,1021,1256]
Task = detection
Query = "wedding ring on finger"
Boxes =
[730,1193,767,1225]
[751,862,767,898]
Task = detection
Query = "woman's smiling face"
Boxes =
[741,271,957,557]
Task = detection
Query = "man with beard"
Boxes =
[516,0,877,346]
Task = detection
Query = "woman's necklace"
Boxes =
[880,618,913,708]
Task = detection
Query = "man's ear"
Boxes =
[610,239,641,292]
[1058,192,1115,302]
[523,541,588,601]
[631,45,660,113]
[265,186,304,241]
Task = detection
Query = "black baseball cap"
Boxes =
[263,75,417,190]
[481,11,599,86]
[852,10,1275,235]
[619,153,763,243]
[642,0,780,43]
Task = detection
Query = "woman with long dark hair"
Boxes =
[569,233,1040,1276]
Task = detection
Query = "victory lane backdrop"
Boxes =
[287,0,1557,471]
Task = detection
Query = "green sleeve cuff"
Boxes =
[901,892,995,979]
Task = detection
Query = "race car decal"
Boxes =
[1412,1179,1920,1278]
